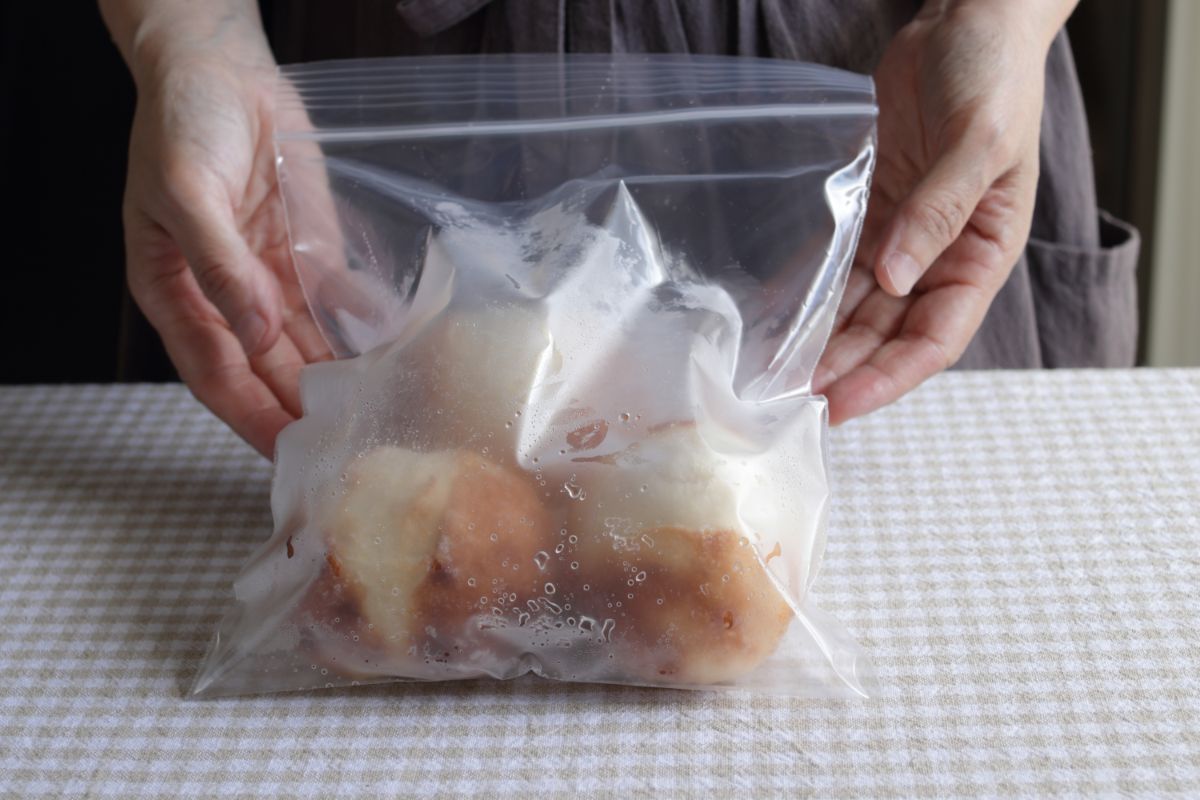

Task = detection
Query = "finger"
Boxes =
[874,137,994,298]
[851,182,895,279]
[272,265,336,365]
[823,282,990,425]
[161,176,284,357]
[829,265,882,336]
[163,312,295,458]
[248,328,309,419]
[166,312,296,458]
[821,164,897,342]
[814,257,888,395]
[131,247,295,458]
[282,304,335,366]
[813,287,908,395]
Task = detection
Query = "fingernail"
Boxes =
[882,251,921,296]
[234,311,268,354]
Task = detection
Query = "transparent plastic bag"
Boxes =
[193,55,876,697]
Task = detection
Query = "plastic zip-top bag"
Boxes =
[193,55,877,697]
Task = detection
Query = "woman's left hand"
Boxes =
[814,0,1077,423]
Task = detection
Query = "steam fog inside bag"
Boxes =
[192,55,877,697]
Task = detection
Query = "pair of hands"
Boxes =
[117,2,1057,458]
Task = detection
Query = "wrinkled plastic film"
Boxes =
[193,55,876,698]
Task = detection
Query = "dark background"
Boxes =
[0,1,1168,385]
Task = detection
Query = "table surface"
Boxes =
[1,370,1198,798]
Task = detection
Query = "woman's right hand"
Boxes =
[104,0,331,457]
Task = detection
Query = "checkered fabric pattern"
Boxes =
[1,371,1198,798]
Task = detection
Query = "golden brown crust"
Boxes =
[299,449,556,679]
[298,440,794,686]
[409,451,557,656]
[565,525,793,685]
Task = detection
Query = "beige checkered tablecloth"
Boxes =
[1,370,1198,798]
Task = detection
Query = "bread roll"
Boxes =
[302,446,554,678]
[561,424,794,684]
[301,421,794,686]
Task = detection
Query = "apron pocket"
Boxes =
[1027,210,1140,367]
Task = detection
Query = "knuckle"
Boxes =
[970,115,1022,173]
[902,331,958,375]
[159,155,194,192]
[189,359,248,408]
[913,190,970,244]
[160,161,204,207]
[159,156,222,211]
[191,258,242,309]
[972,114,1006,152]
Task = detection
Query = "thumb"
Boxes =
[875,140,991,297]
[165,186,282,355]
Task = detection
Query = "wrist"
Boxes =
[100,0,273,91]
[920,0,1078,53]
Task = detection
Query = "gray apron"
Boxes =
[269,0,1140,369]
